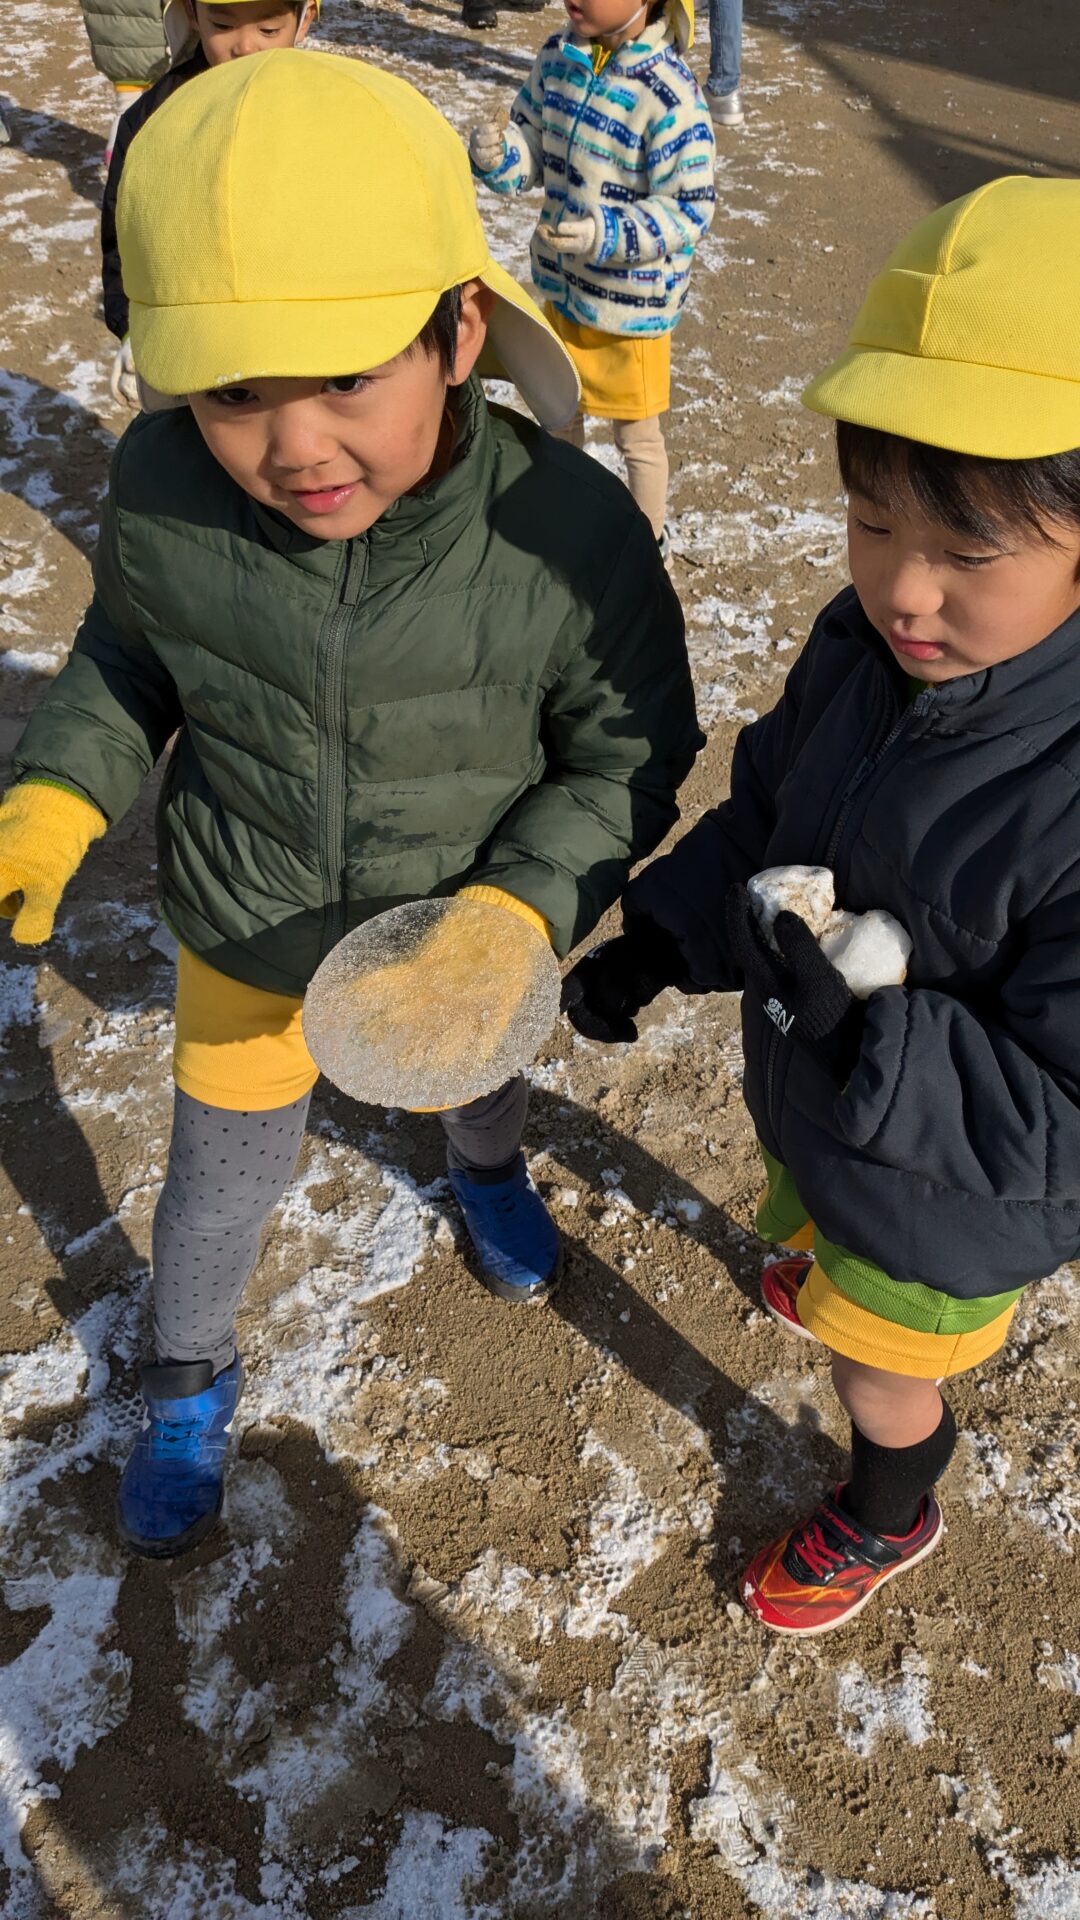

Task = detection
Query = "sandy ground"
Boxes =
[2,2,1080,1915]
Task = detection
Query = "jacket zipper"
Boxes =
[824,688,934,871]
[763,683,934,1136]
[316,538,367,953]
[562,51,601,205]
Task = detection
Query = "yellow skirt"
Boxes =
[173,945,318,1112]
[545,305,671,421]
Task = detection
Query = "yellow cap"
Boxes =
[118,49,580,428]
[804,175,1080,458]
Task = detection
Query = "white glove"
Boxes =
[109,336,139,410]
[546,213,598,258]
[469,120,507,173]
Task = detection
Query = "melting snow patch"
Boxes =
[690,1752,935,1916]
[241,1140,440,1460]
[0,960,37,1047]
[836,1651,934,1757]
[960,1429,1011,1505]
[0,1525,130,1898]
[1036,1643,1080,1695]
[113,1821,306,1919]
[563,1435,680,1634]
[987,1846,1080,1920]
[1,1288,146,1527]
[1010,1454,1080,1554]
[689,1759,768,1868]
[338,1506,414,1684]
[674,502,845,572]
[759,374,809,406]
[175,1506,416,1865]
[341,1812,495,1920]
[277,1138,435,1300]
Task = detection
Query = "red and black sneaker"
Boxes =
[740,1485,944,1635]
[760,1254,817,1340]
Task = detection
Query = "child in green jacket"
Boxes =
[104,3,319,405]
[80,0,169,170]
[0,51,701,1558]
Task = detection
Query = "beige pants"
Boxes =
[553,412,669,540]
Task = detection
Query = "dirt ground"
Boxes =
[2,2,1080,1915]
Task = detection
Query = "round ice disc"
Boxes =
[302,897,562,1111]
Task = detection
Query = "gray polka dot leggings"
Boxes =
[151,1077,528,1376]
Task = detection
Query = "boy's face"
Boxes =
[848,492,1080,682]
[187,1,315,64]
[186,283,491,540]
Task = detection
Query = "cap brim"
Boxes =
[804,346,1080,459]
[667,0,694,51]
[131,259,580,431]
[477,261,580,429]
[129,283,441,399]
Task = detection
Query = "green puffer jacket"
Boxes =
[14,378,702,995]
[79,0,168,87]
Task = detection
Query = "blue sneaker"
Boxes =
[117,1355,242,1558]
[448,1155,561,1303]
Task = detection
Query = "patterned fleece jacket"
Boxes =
[473,18,716,337]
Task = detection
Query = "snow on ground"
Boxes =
[2,0,1080,1914]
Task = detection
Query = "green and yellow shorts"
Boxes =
[756,1146,1021,1379]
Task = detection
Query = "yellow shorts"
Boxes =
[793,1261,1017,1380]
[545,305,671,420]
[173,946,317,1113]
[756,1147,1020,1380]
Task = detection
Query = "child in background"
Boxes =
[103,1,318,405]
[564,176,1080,1633]
[0,52,700,1559]
[79,0,169,171]
[461,0,546,36]
[705,0,744,126]
[469,0,715,549]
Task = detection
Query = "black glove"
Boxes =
[725,885,864,1083]
[561,918,686,1044]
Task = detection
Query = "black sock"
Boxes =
[841,1400,957,1537]
[452,1153,521,1187]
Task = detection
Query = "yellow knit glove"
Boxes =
[456,885,551,944]
[345,888,552,1105]
[0,783,108,945]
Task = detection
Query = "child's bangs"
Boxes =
[836,421,1080,550]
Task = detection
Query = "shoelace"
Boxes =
[147,1411,212,1462]
[488,1190,521,1217]
[791,1517,847,1581]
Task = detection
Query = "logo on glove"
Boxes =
[764,995,794,1036]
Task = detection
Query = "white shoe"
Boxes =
[708,86,745,128]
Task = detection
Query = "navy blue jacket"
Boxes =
[628,585,1080,1299]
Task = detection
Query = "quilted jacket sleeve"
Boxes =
[623,640,813,989]
[466,522,703,955]
[13,438,183,821]
[594,71,716,266]
[101,106,138,338]
[836,857,1080,1234]
[79,0,169,86]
